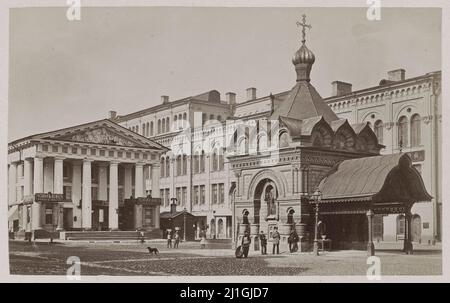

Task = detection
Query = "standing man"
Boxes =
[272,227,280,255]
[166,229,172,248]
[259,230,267,255]
[174,230,180,248]
[241,230,252,258]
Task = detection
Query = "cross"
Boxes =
[296,14,312,43]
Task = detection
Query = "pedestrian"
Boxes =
[174,230,180,248]
[166,229,172,248]
[288,229,299,253]
[241,230,251,258]
[200,229,207,249]
[259,230,267,255]
[272,227,280,255]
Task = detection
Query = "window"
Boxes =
[176,155,182,176]
[157,119,161,134]
[160,158,165,178]
[398,116,408,148]
[136,125,139,134]
[45,207,53,225]
[396,215,405,235]
[162,118,166,133]
[165,157,170,177]
[410,114,421,147]
[182,155,187,175]
[202,113,207,126]
[218,151,224,171]
[374,120,383,144]
[194,186,199,205]
[166,118,170,132]
[212,150,218,171]
[150,121,154,136]
[165,189,170,206]
[142,124,145,136]
[146,122,150,137]
[194,153,200,174]
[373,215,384,239]
[63,186,71,200]
[200,185,205,204]
[200,151,205,173]
[176,188,181,205]
[219,184,224,204]
[182,187,187,206]
[212,184,218,204]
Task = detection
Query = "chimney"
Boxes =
[332,81,352,97]
[387,69,406,82]
[246,87,257,101]
[161,95,169,104]
[108,110,117,119]
[226,92,236,105]
[170,203,177,214]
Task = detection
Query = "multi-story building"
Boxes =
[112,67,441,245]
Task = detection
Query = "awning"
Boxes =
[8,205,19,221]
[312,153,432,215]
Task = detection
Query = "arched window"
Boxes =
[176,155,182,176]
[174,115,178,129]
[136,125,139,134]
[178,114,182,122]
[165,156,170,177]
[217,219,224,237]
[162,118,166,133]
[279,132,290,148]
[166,118,170,133]
[212,150,218,171]
[146,122,150,137]
[142,124,146,136]
[160,158,165,178]
[157,120,161,134]
[398,116,408,148]
[287,208,294,224]
[183,113,187,121]
[150,121,154,136]
[210,114,214,120]
[374,120,383,144]
[182,155,187,175]
[410,114,421,147]
[396,215,405,235]
[217,115,222,122]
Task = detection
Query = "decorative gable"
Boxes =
[57,127,137,147]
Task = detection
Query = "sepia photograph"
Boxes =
[1,0,446,283]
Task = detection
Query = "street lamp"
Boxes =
[311,188,322,256]
[183,207,187,241]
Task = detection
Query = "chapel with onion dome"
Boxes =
[228,15,431,255]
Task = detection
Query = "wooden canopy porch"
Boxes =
[310,153,432,255]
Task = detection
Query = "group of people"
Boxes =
[166,229,181,248]
[240,227,300,258]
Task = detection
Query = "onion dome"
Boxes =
[292,43,316,66]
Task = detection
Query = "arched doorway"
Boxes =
[412,214,421,243]
[210,219,215,239]
[218,219,224,238]
[287,208,295,224]
[253,178,278,222]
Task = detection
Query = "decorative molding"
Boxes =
[422,115,433,125]
[384,122,395,130]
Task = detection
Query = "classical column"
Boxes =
[54,157,64,230]
[135,163,144,198]
[108,162,119,230]
[151,163,160,198]
[134,204,143,230]
[124,164,133,199]
[32,157,44,231]
[367,209,375,256]
[43,158,54,193]
[404,207,413,255]
[24,159,33,197]
[71,162,82,229]
[82,159,93,230]
[16,162,24,202]
[97,162,108,201]
[8,162,17,205]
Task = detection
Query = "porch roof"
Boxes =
[315,153,432,206]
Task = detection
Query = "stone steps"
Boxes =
[62,230,163,241]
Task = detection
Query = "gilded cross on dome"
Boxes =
[296,14,312,44]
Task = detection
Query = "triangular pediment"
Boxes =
[31,119,166,150]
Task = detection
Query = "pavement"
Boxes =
[8,240,442,276]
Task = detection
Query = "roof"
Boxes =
[317,153,432,203]
[271,81,339,123]
[160,210,196,219]
[8,119,168,152]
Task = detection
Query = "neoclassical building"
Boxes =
[8,119,166,239]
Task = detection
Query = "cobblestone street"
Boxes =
[8,240,442,277]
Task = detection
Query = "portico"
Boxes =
[7,119,167,239]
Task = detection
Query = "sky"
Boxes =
[8,6,441,141]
